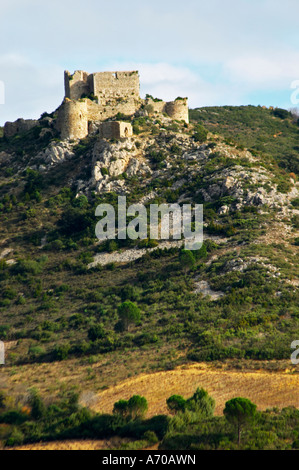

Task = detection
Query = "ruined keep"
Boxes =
[56,70,189,140]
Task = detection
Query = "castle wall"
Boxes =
[145,97,189,123]
[65,70,90,100]
[92,71,139,104]
[145,99,165,114]
[86,98,139,122]
[4,118,39,138]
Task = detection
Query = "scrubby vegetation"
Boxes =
[190,105,299,174]
[0,387,298,450]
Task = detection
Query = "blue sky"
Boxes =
[0,0,299,125]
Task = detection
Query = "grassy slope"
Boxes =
[190,105,299,174]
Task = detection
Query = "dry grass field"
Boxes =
[5,437,130,451]
[92,363,299,416]
[1,358,298,415]
[3,361,299,450]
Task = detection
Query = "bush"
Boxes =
[80,414,125,438]
[166,395,186,414]
[113,395,148,421]
[179,249,195,272]
[185,388,215,418]
[14,257,48,276]
[292,440,299,449]
[117,301,141,331]
[143,430,159,444]
[29,389,46,420]
[120,415,170,440]
[5,428,24,447]
[273,108,290,119]
[0,410,28,425]
[193,124,208,143]
[87,324,106,341]
[54,343,70,360]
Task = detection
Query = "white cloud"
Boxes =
[224,52,299,89]
[0,55,64,124]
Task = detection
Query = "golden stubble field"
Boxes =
[1,359,298,416]
[3,361,299,450]
[92,363,299,416]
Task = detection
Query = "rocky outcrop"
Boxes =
[198,165,299,212]
[36,141,75,166]
[91,139,152,193]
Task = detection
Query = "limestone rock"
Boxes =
[37,141,75,165]
[91,139,151,192]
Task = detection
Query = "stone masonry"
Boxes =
[99,121,133,140]
[4,118,39,138]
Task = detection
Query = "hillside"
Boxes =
[0,105,298,449]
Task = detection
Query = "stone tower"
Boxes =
[56,98,88,140]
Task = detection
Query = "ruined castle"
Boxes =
[4,70,189,140]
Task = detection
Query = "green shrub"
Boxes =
[179,249,195,272]
[0,411,28,425]
[273,108,290,119]
[87,324,106,341]
[54,343,70,360]
[5,428,25,447]
[193,124,208,143]
[113,395,148,421]
[166,395,186,414]
[117,301,141,331]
